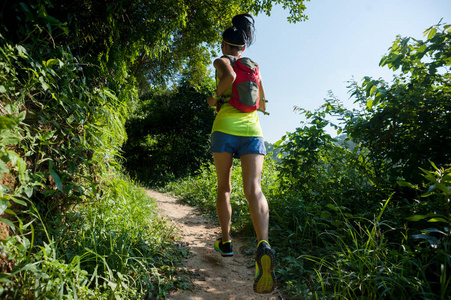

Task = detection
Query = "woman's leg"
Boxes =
[240,153,268,242]
[213,152,234,242]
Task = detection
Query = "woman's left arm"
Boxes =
[207,57,236,107]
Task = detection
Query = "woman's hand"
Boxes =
[207,95,219,107]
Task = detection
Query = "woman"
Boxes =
[206,13,276,294]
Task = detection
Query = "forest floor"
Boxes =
[146,190,281,300]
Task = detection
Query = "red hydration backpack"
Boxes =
[220,55,260,113]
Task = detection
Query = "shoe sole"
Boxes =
[214,243,233,257]
[253,248,276,294]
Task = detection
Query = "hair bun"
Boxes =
[229,14,255,47]
[232,14,254,29]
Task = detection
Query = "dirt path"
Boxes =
[146,190,281,300]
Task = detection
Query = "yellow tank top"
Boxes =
[211,103,263,137]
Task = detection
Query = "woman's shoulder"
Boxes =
[214,55,239,66]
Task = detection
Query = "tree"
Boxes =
[0,0,311,186]
[123,79,216,184]
[1,0,310,91]
[339,22,451,183]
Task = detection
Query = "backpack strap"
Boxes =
[215,55,238,86]
[221,55,238,67]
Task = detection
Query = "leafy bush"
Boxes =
[399,163,451,298]
[164,23,451,300]
[0,5,187,298]
[123,81,216,185]
[1,174,189,299]
[337,22,451,184]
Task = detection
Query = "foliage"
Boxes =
[123,80,216,185]
[336,22,451,183]
[399,163,451,298]
[275,105,380,214]
[1,0,310,93]
[0,2,184,298]
[164,22,451,299]
[271,23,451,299]
[0,0,312,298]
[264,141,282,161]
[303,197,435,299]
[1,175,190,299]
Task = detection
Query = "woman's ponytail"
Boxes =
[223,14,255,49]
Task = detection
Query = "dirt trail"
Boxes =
[146,190,280,300]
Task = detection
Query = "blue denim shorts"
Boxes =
[209,131,266,158]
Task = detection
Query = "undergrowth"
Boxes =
[1,173,190,299]
[0,6,190,297]
[164,157,451,299]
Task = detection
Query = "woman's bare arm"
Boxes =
[207,57,236,107]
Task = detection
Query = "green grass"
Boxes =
[0,173,190,299]
[163,158,450,299]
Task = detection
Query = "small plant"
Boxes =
[399,163,451,299]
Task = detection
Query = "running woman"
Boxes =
[206,13,276,294]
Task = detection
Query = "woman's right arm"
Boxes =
[207,58,236,107]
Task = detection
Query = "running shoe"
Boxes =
[253,240,276,294]
[214,238,234,257]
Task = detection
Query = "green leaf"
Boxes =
[0,115,18,130]
[427,27,437,40]
[274,140,283,147]
[10,197,27,206]
[397,180,416,189]
[435,182,450,194]
[406,213,445,222]
[366,99,373,110]
[425,182,450,195]
[39,76,49,91]
[0,218,15,231]
[417,44,427,53]
[320,211,331,219]
[326,204,337,211]
[41,130,57,140]
[17,111,26,123]
[18,2,30,13]
[24,186,33,198]
[0,199,9,215]
[411,234,438,246]
[369,85,377,96]
[0,160,8,174]
[16,45,27,58]
[1,132,21,145]
[43,59,59,67]
[423,228,445,234]
[427,218,448,223]
[50,170,63,192]
[406,214,428,222]
[100,87,118,101]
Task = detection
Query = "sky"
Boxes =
[240,0,451,143]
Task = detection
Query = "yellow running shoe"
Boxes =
[253,240,276,294]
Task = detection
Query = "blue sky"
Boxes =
[241,0,451,143]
